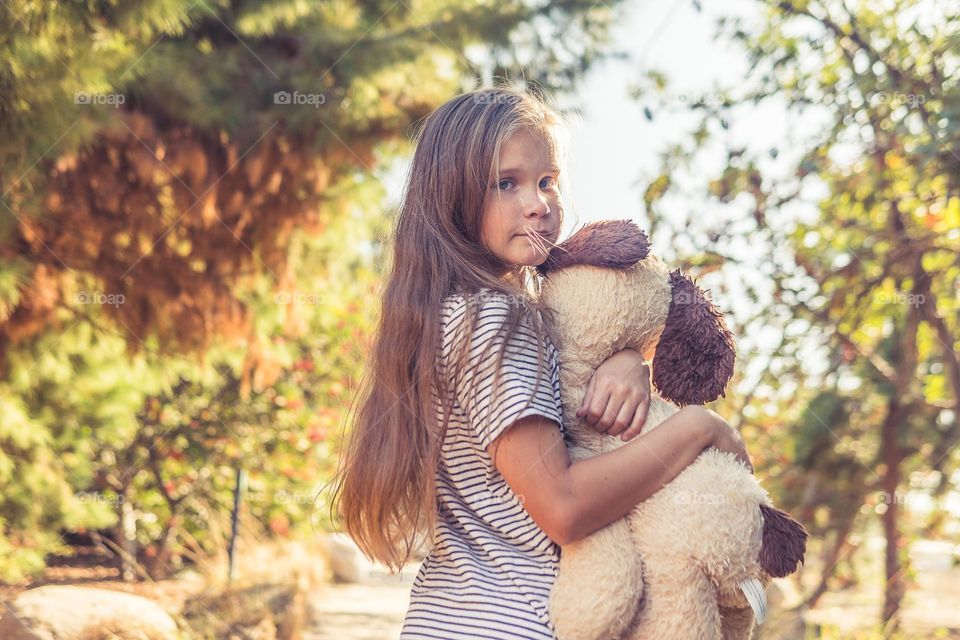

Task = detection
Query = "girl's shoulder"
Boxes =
[442,288,539,337]
[441,287,542,346]
[443,287,532,314]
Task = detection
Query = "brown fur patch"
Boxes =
[651,270,736,405]
[758,504,808,577]
[536,220,650,275]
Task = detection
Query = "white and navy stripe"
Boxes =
[400,289,565,640]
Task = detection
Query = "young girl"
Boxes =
[331,86,752,639]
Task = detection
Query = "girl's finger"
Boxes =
[621,397,649,441]
[594,391,620,433]
[607,396,636,436]
[585,387,613,431]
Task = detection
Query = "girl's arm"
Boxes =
[488,405,750,546]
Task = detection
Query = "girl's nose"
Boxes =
[523,192,550,218]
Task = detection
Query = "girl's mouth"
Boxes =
[518,228,554,255]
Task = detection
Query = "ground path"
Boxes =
[305,561,419,639]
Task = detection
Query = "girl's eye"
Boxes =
[497,179,514,191]
[540,176,558,190]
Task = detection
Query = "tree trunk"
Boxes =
[879,399,904,628]
[880,256,921,628]
[805,513,856,609]
[119,490,138,582]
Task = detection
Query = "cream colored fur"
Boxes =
[543,258,771,640]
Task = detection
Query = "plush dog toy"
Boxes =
[537,220,807,640]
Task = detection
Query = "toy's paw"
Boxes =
[738,577,767,624]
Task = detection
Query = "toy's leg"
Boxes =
[718,605,755,640]
[625,558,721,640]
[550,517,643,640]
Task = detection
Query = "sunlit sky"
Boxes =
[563,0,752,229]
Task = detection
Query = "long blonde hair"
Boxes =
[329,85,568,571]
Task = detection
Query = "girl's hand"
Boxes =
[576,348,651,442]
[696,406,754,473]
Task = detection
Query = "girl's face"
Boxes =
[480,128,562,268]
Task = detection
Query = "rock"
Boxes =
[0,585,180,640]
[323,532,429,584]
[181,581,303,640]
[324,532,374,583]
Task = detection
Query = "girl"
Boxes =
[331,86,752,639]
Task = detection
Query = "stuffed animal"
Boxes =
[536,220,808,640]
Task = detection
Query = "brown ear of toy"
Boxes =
[651,270,736,405]
[758,504,808,577]
[536,220,650,275]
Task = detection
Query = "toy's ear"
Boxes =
[651,270,736,405]
[536,220,649,275]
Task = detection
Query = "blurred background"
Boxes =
[0,0,957,638]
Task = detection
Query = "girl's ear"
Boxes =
[651,270,736,406]
[536,219,649,275]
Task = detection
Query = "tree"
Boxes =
[0,0,625,360]
[636,0,958,629]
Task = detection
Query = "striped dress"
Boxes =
[399,289,566,640]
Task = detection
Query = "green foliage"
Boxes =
[0,228,376,581]
[0,0,196,194]
[0,0,622,191]
[0,0,625,583]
